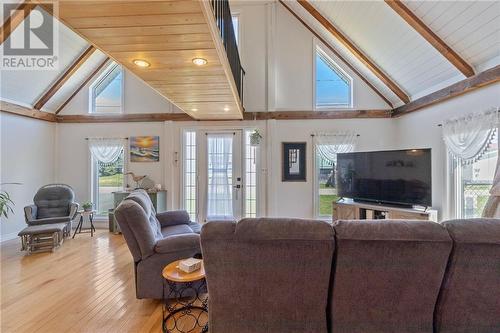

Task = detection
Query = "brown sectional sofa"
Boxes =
[201,217,500,333]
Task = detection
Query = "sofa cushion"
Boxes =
[161,224,194,238]
[157,210,191,227]
[115,200,158,261]
[125,190,162,241]
[330,220,452,333]
[155,234,201,254]
[34,184,74,218]
[188,222,201,234]
[201,218,334,333]
[435,218,500,333]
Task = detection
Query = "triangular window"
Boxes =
[90,63,123,113]
[315,47,352,108]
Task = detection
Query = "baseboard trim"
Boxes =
[1,232,19,243]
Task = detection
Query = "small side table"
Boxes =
[72,210,96,238]
[162,260,208,333]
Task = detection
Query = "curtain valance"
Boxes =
[442,108,498,165]
[313,132,356,163]
[88,138,125,165]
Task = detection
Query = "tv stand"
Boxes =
[332,199,437,222]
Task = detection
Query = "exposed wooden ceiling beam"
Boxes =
[56,109,390,123]
[278,1,393,108]
[385,0,474,78]
[55,57,110,114]
[1,100,57,122]
[245,110,391,120]
[297,0,410,104]
[34,45,96,110]
[0,2,37,45]
[392,65,500,117]
[57,113,194,123]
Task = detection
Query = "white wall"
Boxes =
[0,113,55,240]
[268,118,398,218]
[56,122,168,207]
[231,1,391,112]
[61,66,177,115]
[394,82,500,220]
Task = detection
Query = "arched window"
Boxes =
[315,46,352,109]
[90,63,123,113]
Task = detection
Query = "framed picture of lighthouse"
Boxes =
[130,136,160,162]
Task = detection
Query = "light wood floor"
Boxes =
[1,230,204,333]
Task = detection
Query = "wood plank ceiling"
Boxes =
[52,0,243,120]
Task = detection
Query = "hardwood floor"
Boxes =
[0,230,203,333]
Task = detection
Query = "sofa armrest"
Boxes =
[69,202,79,219]
[156,210,191,227]
[155,233,201,254]
[24,205,37,222]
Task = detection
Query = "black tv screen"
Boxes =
[336,149,432,207]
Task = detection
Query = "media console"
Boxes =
[332,199,438,222]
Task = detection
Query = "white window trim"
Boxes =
[180,129,199,222]
[232,12,241,51]
[178,125,264,222]
[88,63,124,114]
[89,143,127,218]
[448,131,498,219]
[312,41,353,111]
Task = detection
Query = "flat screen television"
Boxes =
[336,149,432,207]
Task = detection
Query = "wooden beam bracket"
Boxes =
[34,45,96,110]
[385,0,474,77]
[392,65,500,116]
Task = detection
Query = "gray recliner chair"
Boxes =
[114,189,202,299]
[24,184,79,237]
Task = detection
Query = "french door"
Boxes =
[198,130,243,222]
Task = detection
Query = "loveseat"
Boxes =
[114,190,202,299]
[201,217,500,333]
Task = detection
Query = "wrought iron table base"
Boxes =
[162,279,208,333]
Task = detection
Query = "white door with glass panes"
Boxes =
[182,129,258,223]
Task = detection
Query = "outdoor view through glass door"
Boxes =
[182,129,258,222]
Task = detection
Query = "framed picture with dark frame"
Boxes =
[282,142,306,182]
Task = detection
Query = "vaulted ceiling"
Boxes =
[1,0,499,121]
[287,0,499,107]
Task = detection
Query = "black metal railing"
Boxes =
[210,0,245,104]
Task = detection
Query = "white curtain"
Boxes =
[482,133,500,218]
[207,134,233,220]
[443,108,498,165]
[313,132,356,162]
[88,138,125,165]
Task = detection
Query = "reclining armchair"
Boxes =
[114,189,202,299]
[24,184,78,237]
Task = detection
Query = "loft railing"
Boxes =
[210,0,245,104]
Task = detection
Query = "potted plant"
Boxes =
[250,129,263,146]
[0,182,21,219]
[82,202,93,212]
[0,191,14,218]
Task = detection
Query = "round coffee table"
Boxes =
[162,260,208,333]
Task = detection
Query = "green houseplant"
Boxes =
[250,129,263,146]
[82,202,93,212]
[0,183,21,219]
[0,191,14,218]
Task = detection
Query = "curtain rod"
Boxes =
[437,107,499,127]
[85,137,129,140]
[310,134,360,137]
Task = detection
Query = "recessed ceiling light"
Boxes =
[133,59,150,68]
[192,58,208,66]
[223,106,230,112]
[191,108,198,112]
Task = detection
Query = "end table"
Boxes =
[162,260,208,333]
[72,210,96,238]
